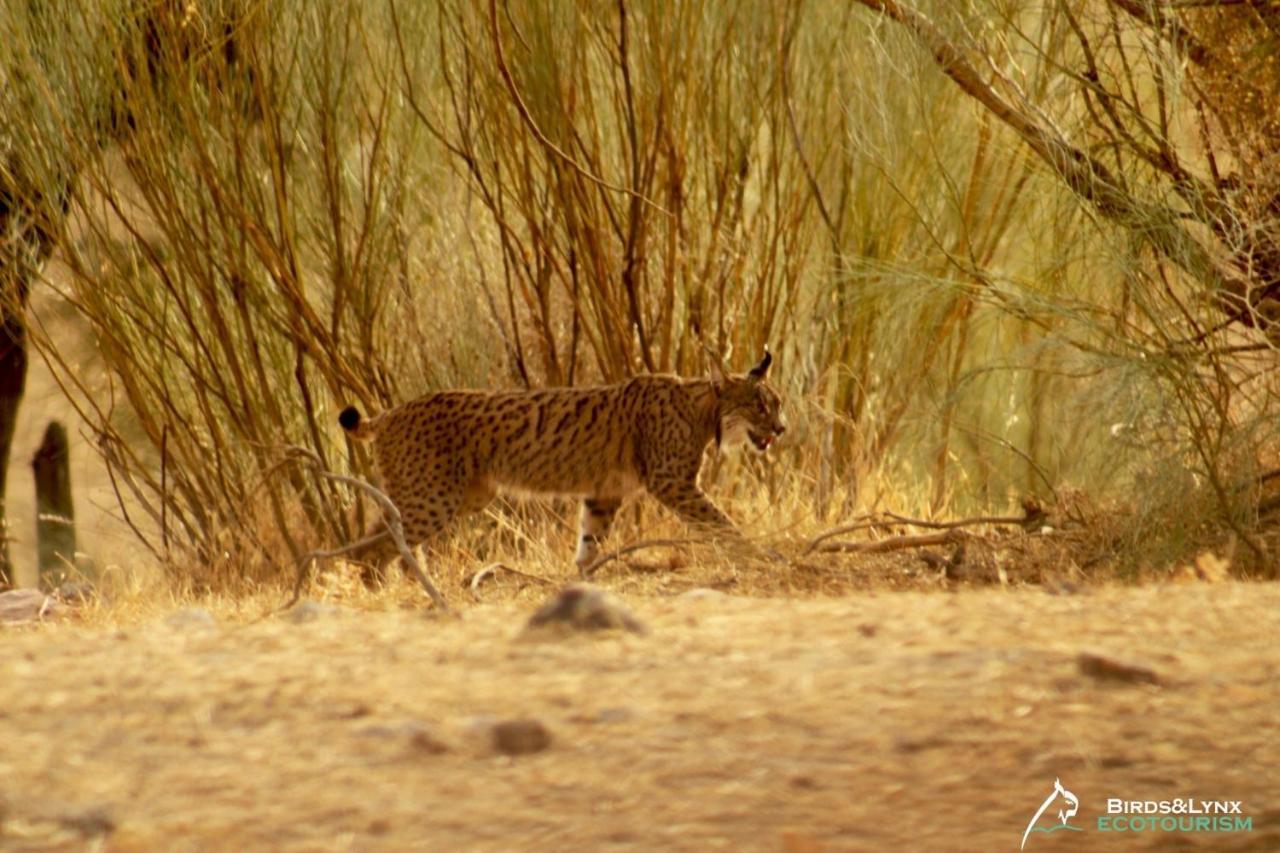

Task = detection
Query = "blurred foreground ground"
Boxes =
[0,584,1276,851]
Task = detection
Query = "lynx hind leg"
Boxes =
[347,524,401,587]
[355,490,462,588]
[575,497,621,571]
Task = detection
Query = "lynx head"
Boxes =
[711,350,786,452]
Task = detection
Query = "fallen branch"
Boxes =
[282,446,449,612]
[803,510,1027,555]
[802,513,891,555]
[817,529,969,554]
[467,562,555,592]
[581,537,706,577]
[881,511,1031,530]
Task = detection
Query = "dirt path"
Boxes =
[1,583,1276,851]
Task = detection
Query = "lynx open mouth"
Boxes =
[748,430,774,451]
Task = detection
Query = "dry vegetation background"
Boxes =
[4,4,1280,850]
[2,0,1280,592]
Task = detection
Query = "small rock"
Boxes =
[58,806,115,838]
[284,600,341,624]
[895,735,948,753]
[919,551,947,571]
[357,721,452,754]
[462,715,499,733]
[0,589,61,624]
[678,588,728,602]
[780,831,824,853]
[491,718,552,756]
[164,607,217,630]
[55,582,96,604]
[1042,580,1080,596]
[409,728,452,755]
[594,706,634,724]
[524,585,646,635]
[570,706,636,725]
[1100,754,1135,768]
[330,701,373,720]
[1077,652,1162,686]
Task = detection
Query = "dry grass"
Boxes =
[1,581,1277,850]
[4,0,1279,590]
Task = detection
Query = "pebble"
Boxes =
[1077,652,1162,686]
[357,720,452,754]
[524,585,647,635]
[55,582,97,604]
[284,600,342,624]
[678,588,729,602]
[164,607,217,630]
[491,718,552,756]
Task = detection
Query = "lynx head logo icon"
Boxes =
[1021,778,1082,849]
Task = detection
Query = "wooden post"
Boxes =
[33,421,75,590]
[0,293,31,588]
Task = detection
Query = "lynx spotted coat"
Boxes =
[340,352,785,573]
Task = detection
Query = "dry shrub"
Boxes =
[0,0,1278,588]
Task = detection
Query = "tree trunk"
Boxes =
[0,157,71,588]
[33,420,75,590]
[0,313,28,588]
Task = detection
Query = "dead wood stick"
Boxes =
[582,537,707,577]
[468,562,555,592]
[283,446,449,611]
[804,510,1029,554]
[802,514,892,555]
[881,511,1030,529]
[817,529,969,554]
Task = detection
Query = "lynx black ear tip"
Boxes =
[749,349,773,379]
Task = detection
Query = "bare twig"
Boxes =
[486,0,669,215]
[881,511,1030,530]
[282,446,449,611]
[581,537,707,577]
[467,562,554,592]
[803,510,1030,555]
[818,529,969,554]
[801,514,891,555]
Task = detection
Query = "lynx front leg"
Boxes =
[575,497,621,571]
[645,478,741,537]
[644,476,785,563]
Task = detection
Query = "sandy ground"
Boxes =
[0,582,1276,851]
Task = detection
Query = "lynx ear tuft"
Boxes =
[748,349,772,381]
